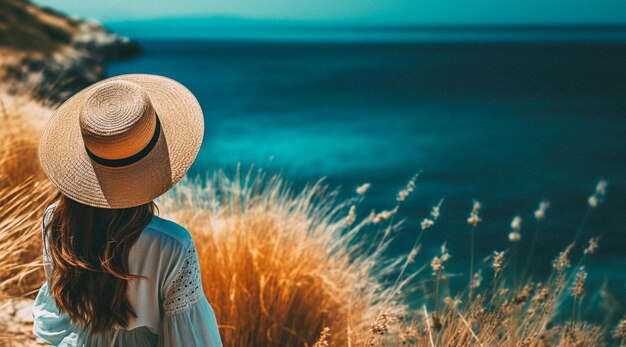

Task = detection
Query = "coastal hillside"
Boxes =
[0,0,140,103]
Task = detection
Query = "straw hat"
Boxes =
[39,74,204,208]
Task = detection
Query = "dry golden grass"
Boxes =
[157,173,617,346]
[385,260,605,346]
[0,90,622,346]
[0,94,54,297]
[0,94,55,345]
[157,173,407,346]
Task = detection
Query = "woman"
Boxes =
[33,74,223,346]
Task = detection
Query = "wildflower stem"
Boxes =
[572,207,591,245]
[524,223,542,280]
[422,305,436,347]
[365,232,427,346]
[365,203,400,258]
[382,210,435,306]
[513,243,518,291]
[378,202,399,248]
[455,307,484,347]
[468,226,476,301]
[434,272,441,319]
[488,272,502,310]
[492,281,498,304]
[385,236,425,304]
[566,254,587,284]
[565,206,597,287]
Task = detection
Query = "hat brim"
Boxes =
[39,74,204,208]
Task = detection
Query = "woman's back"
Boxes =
[34,74,221,346]
[33,205,222,346]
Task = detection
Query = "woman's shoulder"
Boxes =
[141,215,193,249]
[42,202,58,228]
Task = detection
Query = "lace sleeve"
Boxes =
[41,204,56,282]
[163,244,203,316]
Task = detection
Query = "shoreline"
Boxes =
[0,0,141,104]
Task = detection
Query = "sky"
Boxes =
[33,0,626,25]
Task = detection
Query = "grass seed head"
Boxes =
[373,208,396,224]
[421,218,434,230]
[583,237,600,255]
[508,231,521,242]
[553,244,573,272]
[345,205,356,226]
[534,201,550,220]
[430,199,444,220]
[397,174,418,202]
[467,200,482,227]
[595,180,608,196]
[313,327,331,347]
[588,180,608,208]
[431,243,450,276]
[492,251,505,273]
[511,216,522,231]
[471,270,483,288]
[356,183,371,196]
[370,314,393,336]
[615,316,626,341]
[407,248,418,264]
[570,266,587,298]
[400,322,417,345]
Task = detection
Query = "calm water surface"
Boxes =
[108,37,626,309]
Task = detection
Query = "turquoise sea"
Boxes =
[106,27,626,312]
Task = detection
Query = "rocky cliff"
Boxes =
[0,0,141,104]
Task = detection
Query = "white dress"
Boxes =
[32,205,223,346]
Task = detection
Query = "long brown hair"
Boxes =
[44,193,157,333]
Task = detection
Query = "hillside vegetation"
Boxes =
[0,0,140,103]
[0,0,76,53]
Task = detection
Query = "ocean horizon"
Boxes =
[107,20,626,42]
